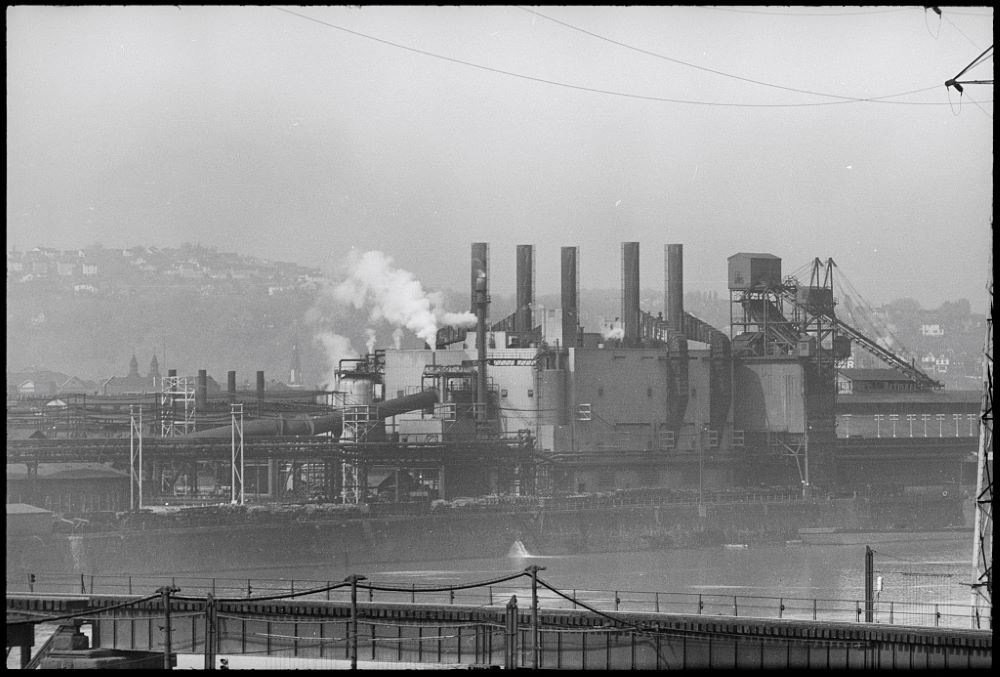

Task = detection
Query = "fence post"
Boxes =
[698,594,704,614]
[654,592,660,613]
[733,596,738,616]
[889,601,893,625]
[615,592,621,611]
[504,595,519,670]
[80,574,86,594]
[934,605,940,627]
[779,598,784,619]
[129,576,133,595]
[489,587,493,606]
[813,599,817,621]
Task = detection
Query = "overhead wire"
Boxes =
[517,5,940,103]
[270,6,987,108]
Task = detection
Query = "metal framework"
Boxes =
[160,376,196,436]
[230,403,244,505]
[971,247,993,629]
[129,406,143,511]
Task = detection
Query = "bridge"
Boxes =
[7,572,991,670]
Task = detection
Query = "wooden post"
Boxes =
[525,565,546,669]
[504,595,518,669]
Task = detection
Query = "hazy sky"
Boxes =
[6,5,994,308]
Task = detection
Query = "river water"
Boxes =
[182,531,975,628]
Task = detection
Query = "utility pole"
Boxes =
[346,574,367,669]
[525,565,546,669]
[158,585,180,670]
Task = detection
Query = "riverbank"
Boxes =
[6,493,966,577]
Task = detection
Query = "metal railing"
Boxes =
[7,572,976,629]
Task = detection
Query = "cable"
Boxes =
[269,6,982,108]
[518,6,941,103]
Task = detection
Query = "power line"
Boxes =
[271,6,987,109]
[518,6,939,103]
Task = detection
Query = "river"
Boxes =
[177,530,974,628]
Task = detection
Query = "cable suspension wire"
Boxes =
[269,6,987,108]
[517,6,941,103]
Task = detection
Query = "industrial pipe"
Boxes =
[182,389,439,439]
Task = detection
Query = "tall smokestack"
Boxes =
[622,242,640,346]
[474,266,489,419]
[197,369,208,408]
[666,244,684,333]
[471,242,489,314]
[515,244,535,333]
[227,370,236,401]
[561,246,579,348]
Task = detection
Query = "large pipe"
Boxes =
[183,389,439,439]
[515,244,534,333]
[666,244,684,333]
[622,242,640,346]
[561,246,579,348]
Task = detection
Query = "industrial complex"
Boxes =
[7,242,979,514]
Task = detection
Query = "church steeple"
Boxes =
[149,353,160,379]
[128,353,140,378]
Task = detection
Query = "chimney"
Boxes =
[197,369,208,408]
[621,242,640,346]
[666,244,684,333]
[470,242,489,314]
[228,370,237,401]
[560,246,579,348]
[474,264,489,418]
[515,244,535,333]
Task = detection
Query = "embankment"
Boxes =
[6,495,965,577]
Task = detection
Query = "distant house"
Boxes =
[58,376,99,395]
[920,323,944,337]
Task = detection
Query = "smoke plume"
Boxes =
[334,250,475,348]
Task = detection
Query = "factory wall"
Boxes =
[733,360,806,434]
[568,347,671,452]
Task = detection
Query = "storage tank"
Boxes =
[337,373,375,406]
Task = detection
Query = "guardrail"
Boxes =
[7,572,977,629]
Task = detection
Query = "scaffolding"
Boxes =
[160,376,196,436]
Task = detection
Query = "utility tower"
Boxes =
[944,38,993,631]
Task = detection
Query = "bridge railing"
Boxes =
[7,572,977,629]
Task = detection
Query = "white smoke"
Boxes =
[365,328,377,355]
[602,323,625,341]
[317,331,358,389]
[392,328,404,350]
[334,250,476,348]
